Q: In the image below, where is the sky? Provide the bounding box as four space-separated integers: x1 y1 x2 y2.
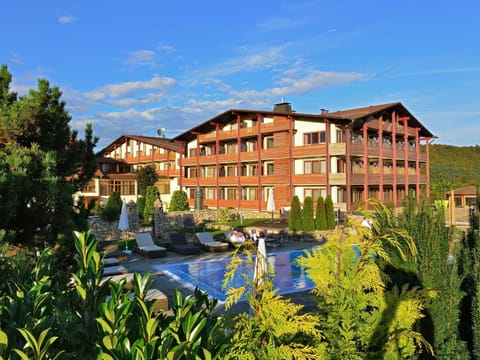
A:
1 0 480 149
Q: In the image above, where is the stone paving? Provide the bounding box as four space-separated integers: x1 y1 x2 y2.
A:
114 238 321 315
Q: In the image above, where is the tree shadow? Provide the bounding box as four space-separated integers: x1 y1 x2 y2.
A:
367 263 434 359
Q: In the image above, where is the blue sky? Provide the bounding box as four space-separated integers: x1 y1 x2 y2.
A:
1 0 479 149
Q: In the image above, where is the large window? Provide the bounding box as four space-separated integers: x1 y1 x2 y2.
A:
99 180 135 196
263 136 274 149
304 131 326 145
304 188 326 200
221 188 238 200
304 159 326 174
264 162 274 175
82 180 96 193
241 187 258 200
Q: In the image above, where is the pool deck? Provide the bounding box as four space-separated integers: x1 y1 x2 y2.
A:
111 238 321 315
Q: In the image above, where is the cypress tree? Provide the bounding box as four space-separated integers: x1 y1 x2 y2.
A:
302 196 315 232
169 190 190 211
144 186 160 221
315 196 327 230
289 195 302 231
325 195 336 230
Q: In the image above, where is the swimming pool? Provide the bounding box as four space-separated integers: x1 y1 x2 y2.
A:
154 250 315 302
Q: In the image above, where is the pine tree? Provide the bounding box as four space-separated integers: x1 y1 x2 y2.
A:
325 195 336 230
315 196 327 230
302 196 315 231
0 65 98 245
289 195 302 231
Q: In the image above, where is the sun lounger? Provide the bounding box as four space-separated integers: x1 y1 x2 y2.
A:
102 257 120 267
103 265 129 276
195 232 230 252
168 232 201 255
134 232 167 258
101 272 135 290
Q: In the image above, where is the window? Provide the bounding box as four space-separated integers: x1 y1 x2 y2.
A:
304 131 326 145
221 188 238 200
226 166 237 177
188 168 197 178
265 162 274 175
82 180 96 193
304 160 326 174
158 183 170 194
304 188 326 200
189 148 197 157
336 129 345 143
99 180 135 196
241 187 258 200
264 136 274 149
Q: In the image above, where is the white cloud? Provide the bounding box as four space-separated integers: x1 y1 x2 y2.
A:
84 75 176 102
58 15 76 24
125 50 160 67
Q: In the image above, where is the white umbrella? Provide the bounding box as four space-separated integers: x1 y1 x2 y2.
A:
266 187 275 220
118 200 130 252
253 237 268 288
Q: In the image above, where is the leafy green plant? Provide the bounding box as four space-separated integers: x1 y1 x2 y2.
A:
101 192 122 222
136 165 158 197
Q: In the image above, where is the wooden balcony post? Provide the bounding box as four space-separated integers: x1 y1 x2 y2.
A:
392 111 397 206
378 115 384 201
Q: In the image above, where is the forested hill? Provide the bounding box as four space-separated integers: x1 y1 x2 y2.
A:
429 144 480 198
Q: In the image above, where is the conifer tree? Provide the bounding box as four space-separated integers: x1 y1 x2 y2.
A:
302 196 315 232
385 201 469 358
289 195 302 231
144 186 160 221
325 195 336 230
298 203 435 358
315 196 327 230
0 65 98 245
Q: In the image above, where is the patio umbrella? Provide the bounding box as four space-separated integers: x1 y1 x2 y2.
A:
253 237 268 288
266 187 275 220
118 199 130 253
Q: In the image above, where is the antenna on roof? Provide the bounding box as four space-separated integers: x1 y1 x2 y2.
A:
157 128 166 137
281 96 285 103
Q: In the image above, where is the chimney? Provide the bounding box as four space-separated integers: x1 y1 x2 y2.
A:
320 108 329 114
273 102 293 113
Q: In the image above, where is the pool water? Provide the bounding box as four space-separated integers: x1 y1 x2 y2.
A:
155 250 315 302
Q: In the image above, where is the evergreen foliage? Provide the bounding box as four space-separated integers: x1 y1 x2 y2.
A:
383 201 469 358
289 195 302 231
169 190 190 211
136 165 158 197
471 230 480 359
315 196 327 230
325 195 336 230
223 246 322 359
298 203 435 358
136 196 146 220
101 191 122 221
144 186 160 221
0 65 98 246
302 196 315 231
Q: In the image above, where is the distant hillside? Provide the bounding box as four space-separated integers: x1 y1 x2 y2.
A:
429 144 480 199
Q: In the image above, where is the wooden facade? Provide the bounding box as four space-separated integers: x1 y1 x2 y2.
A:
78 135 181 204
174 102 434 212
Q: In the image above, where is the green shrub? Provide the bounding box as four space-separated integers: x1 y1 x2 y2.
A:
325 195 336 230
302 196 315 231
289 195 302 231
144 186 160 221
136 196 146 220
106 191 122 213
315 196 327 230
100 206 119 222
169 190 190 211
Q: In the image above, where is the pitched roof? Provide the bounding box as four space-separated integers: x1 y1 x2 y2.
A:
173 102 434 142
99 134 181 155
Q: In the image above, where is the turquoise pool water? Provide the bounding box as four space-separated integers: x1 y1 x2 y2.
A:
154 250 315 302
